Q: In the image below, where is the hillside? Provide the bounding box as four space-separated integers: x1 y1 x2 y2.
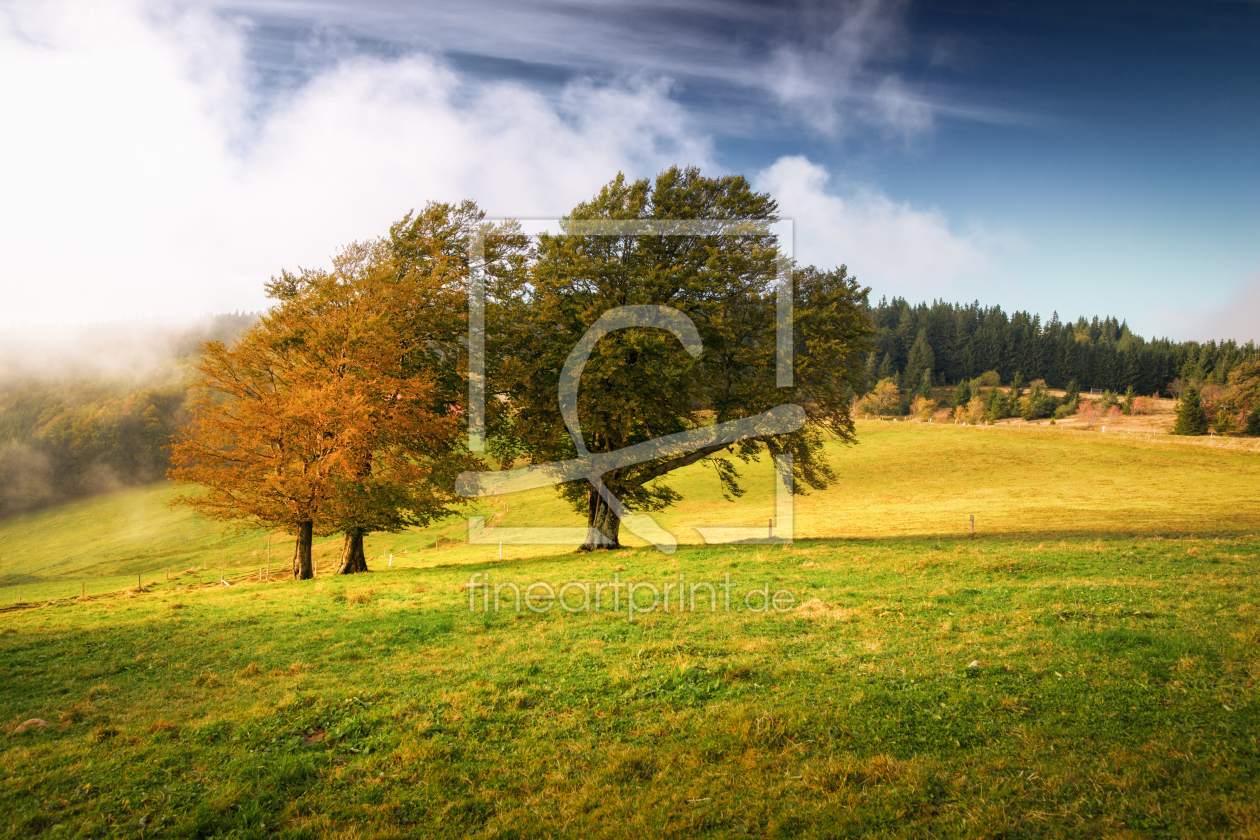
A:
3 420 1258 603
2 529 1258 836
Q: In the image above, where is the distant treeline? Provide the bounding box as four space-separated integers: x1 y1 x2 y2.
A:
2 300 1258 520
0 313 257 519
868 297 1258 393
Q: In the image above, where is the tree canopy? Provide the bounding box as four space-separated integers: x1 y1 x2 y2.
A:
486 167 873 550
169 206 509 577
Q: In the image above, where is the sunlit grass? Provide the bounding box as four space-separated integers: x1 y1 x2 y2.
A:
2 535 1258 837
1 420 1258 836
4 420 1258 605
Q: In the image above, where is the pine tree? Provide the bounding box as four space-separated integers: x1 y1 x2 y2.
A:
905 329 935 382
986 386 1005 420
1064 379 1080 411
1172 385 1209 436
877 353 895 382
917 368 932 400
1245 400 1260 436
953 380 971 408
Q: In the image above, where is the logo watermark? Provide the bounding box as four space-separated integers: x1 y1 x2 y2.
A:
466 572 797 622
456 219 798 553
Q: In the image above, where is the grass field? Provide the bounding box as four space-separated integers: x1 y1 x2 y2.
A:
3 421 1259 605
1 422 1259 838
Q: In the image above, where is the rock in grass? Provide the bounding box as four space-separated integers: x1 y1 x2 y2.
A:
15 719 48 733
967 660 981 668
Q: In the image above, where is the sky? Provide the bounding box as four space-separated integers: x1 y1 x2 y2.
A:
1 0 1258 342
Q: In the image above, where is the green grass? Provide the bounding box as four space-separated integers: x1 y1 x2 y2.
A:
1 421 1259 837
2 537 1259 837
2 421 1259 605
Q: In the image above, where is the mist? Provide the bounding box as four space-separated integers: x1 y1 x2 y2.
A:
0 312 257 387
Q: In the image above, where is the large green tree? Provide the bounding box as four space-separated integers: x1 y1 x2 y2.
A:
488 167 873 550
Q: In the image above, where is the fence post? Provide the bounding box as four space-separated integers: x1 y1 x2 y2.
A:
969 514 975 536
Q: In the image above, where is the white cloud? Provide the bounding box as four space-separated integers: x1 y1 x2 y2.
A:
764 0 935 138
0 0 1013 330
0 0 713 325
756 155 998 295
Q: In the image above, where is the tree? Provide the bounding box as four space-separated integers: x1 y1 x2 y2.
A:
262 233 489 574
1076 399 1102 429
491 167 873 550
859 379 901 418
876 353 895 382
1172 384 1209 436
910 395 937 420
1214 409 1237 437
1064 379 1080 408
952 380 971 408
914 368 932 400
1122 385 1136 415
905 329 935 384
966 396 986 425
171 223 487 578
985 385 1005 420
1246 400 1260 436
168 323 360 578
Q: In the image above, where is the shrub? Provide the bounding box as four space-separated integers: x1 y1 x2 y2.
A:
1214 410 1238 436
857 379 901 418
910 395 937 420
1130 396 1154 416
1077 400 1103 429
976 370 1001 387
1020 380 1059 420
966 396 987 425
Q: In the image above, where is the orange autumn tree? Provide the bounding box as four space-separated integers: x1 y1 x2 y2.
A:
168 315 367 578
170 208 507 578
268 239 473 575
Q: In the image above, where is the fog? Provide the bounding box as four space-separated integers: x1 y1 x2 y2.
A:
0 312 257 387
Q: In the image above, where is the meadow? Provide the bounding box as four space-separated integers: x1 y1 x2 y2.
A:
1 421 1259 838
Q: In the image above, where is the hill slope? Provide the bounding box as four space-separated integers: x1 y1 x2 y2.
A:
2 420 1258 602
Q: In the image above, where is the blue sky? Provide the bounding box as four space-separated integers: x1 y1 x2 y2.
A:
2 0 1257 341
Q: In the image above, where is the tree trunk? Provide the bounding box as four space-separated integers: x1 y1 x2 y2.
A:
580 486 622 551
292 520 314 580
336 528 370 575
